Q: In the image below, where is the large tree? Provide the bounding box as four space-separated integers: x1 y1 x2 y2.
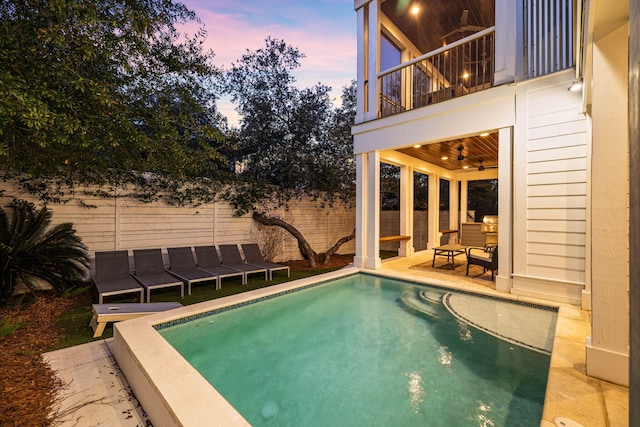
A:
0 0 229 204
223 38 356 266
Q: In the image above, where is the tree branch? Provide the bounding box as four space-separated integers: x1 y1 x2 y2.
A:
324 228 355 265
252 211 318 267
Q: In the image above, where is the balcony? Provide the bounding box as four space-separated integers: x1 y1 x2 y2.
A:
379 28 495 118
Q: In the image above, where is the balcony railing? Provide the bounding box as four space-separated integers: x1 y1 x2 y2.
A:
378 28 495 118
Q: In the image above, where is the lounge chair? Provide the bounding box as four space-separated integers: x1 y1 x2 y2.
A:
92 251 144 304
466 245 498 281
194 246 245 287
167 247 219 294
241 243 290 280
132 249 184 302
218 244 268 284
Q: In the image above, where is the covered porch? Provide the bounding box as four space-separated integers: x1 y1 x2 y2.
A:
354 127 513 293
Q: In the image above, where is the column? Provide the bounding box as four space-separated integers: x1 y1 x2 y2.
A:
355 3 367 123
398 165 414 256
354 153 368 268
365 0 378 122
460 179 469 225
427 174 440 249
496 127 513 293
449 179 459 244
365 151 381 269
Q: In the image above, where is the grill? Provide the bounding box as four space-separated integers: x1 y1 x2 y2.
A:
481 215 498 246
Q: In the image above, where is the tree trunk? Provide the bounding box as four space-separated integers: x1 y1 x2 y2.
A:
323 228 355 265
252 212 318 267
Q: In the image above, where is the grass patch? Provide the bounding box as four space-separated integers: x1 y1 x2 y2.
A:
0 316 26 340
51 265 345 350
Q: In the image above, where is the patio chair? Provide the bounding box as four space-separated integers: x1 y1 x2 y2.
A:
194 246 245 287
132 249 184 302
466 245 498 281
241 243 290 280
167 247 219 294
218 244 268 284
92 250 144 304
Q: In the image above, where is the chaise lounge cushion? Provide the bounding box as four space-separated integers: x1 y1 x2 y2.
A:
92 250 144 304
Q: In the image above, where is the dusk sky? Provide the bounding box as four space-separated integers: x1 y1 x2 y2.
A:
181 0 357 125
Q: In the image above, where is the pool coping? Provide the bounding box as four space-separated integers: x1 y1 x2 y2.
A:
112 266 605 427
113 267 361 427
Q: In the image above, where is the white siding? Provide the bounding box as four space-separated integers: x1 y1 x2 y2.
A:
523 79 588 285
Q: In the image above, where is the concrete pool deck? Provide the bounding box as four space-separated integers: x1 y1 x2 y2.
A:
45 252 629 426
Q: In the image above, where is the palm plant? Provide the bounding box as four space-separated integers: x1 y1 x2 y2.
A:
0 199 90 299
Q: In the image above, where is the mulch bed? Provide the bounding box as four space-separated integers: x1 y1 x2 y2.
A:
0 294 84 427
283 253 353 271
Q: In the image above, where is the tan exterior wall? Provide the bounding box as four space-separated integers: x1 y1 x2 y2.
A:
0 182 355 267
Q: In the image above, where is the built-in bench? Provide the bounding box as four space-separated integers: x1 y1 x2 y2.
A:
379 235 411 244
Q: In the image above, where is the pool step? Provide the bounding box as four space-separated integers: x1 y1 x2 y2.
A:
399 291 439 320
419 290 445 304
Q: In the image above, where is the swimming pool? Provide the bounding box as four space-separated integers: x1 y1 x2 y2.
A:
154 273 555 426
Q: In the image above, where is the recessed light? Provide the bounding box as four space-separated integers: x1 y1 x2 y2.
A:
411 5 420 15
441 156 448 160
480 132 490 137
413 144 421 148
463 166 469 169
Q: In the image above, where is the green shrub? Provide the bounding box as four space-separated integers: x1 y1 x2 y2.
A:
0 199 90 299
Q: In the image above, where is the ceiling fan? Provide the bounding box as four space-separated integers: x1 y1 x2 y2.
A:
456 146 498 170
477 159 498 171
441 9 487 40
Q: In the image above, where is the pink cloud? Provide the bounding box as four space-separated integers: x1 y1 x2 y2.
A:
179 1 356 124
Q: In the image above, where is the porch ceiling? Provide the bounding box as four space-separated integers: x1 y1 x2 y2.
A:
397 132 499 171
381 0 496 54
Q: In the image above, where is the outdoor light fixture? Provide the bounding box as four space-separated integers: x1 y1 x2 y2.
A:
411 5 420 15
462 72 470 79
568 79 583 92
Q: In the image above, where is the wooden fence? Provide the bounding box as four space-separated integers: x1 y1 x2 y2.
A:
0 182 356 267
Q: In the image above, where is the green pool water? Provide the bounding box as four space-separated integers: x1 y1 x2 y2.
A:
159 274 553 426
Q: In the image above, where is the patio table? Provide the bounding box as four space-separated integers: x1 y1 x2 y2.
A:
432 244 467 270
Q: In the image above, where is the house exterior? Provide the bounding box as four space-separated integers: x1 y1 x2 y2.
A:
352 0 630 387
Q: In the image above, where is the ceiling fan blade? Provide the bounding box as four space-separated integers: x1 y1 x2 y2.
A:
461 25 488 32
460 9 469 28
441 28 461 40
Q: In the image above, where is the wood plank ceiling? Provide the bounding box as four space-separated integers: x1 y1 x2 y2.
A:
397 133 499 171
383 0 498 172
381 0 496 54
